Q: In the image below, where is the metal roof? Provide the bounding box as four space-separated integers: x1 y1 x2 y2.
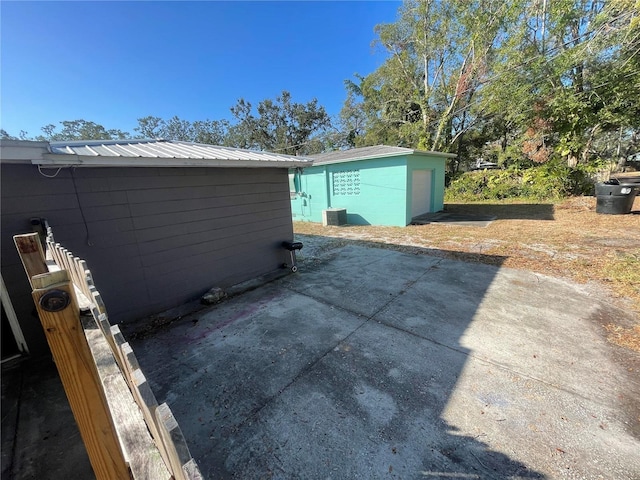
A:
38 139 312 168
310 145 456 165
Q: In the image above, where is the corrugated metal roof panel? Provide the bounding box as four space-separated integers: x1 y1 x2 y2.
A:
47 139 312 167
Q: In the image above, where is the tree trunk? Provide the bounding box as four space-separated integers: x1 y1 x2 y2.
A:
615 126 626 172
581 124 600 164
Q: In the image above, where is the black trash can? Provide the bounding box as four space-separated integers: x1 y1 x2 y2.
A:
595 182 640 214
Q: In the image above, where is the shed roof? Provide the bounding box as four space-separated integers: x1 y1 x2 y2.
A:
310 145 456 166
1 139 312 168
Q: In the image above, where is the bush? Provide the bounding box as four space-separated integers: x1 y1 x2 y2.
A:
445 160 608 202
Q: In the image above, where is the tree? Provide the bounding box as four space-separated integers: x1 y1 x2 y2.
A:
479 0 640 167
134 116 230 144
228 91 331 155
344 0 640 172
343 0 511 153
134 116 165 139
34 119 129 141
1 129 16 140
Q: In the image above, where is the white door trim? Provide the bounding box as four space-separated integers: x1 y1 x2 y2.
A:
1 273 29 357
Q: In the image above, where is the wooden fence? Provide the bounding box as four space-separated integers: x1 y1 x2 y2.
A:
14 230 202 480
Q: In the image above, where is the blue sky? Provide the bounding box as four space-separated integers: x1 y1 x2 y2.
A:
1 1 401 138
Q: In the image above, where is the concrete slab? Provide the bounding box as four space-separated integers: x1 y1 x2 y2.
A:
131 242 640 479
280 245 441 317
1 357 93 480
412 212 497 227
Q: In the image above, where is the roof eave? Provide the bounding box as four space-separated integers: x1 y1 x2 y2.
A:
37 154 312 169
0 140 50 162
312 149 457 166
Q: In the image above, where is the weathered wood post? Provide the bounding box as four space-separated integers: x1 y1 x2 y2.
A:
30 270 130 480
13 233 48 287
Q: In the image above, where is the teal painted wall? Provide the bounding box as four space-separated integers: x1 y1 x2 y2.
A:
291 152 447 227
328 157 407 226
290 168 327 223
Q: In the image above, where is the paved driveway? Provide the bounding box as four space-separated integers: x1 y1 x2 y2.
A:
131 238 640 479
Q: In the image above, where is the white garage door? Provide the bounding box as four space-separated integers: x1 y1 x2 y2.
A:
411 170 432 218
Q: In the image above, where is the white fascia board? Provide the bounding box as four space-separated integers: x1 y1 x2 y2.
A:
37 153 312 169
0 142 49 162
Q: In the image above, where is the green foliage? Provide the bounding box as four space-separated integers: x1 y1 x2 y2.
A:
346 0 640 170
6 92 331 154
35 120 129 141
342 0 511 152
229 91 331 155
134 116 229 144
445 160 607 201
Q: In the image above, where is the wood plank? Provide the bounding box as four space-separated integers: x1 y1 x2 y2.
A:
60 248 73 281
82 316 172 480
155 403 202 480
91 287 107 316
67 252 82 290
31 269 69 289
31 271 130 480
109 324 127 372
120 342 140 371
51 243 64 271
13 233 48 287
182 459 203 480
128 368 171 472
76 258 92 300
94 312 121 370
119 342 139 390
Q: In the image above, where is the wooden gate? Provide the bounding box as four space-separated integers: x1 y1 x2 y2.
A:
14 230 202 480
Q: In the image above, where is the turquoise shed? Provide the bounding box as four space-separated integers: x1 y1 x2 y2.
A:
290 145 455 226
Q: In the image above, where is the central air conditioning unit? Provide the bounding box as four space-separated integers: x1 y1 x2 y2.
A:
322 208 347 226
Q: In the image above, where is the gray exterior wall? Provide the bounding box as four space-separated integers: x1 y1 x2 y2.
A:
1 164 294 356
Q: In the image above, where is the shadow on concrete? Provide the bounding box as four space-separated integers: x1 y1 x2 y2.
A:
129 239 545 478
5 235 640 478
445 203 555 220
1 357 94 480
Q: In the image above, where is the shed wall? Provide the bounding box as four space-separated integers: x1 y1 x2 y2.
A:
291 169 328 223
1 164 293 356
328 158 407 226
292 158 408 226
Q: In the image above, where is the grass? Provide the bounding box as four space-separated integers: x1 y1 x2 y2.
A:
293 196 640 351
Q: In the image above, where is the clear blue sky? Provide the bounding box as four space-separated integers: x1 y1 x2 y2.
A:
1 1 401 138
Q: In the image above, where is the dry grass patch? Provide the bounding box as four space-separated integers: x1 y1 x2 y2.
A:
604 324 640 352
294 196 640 351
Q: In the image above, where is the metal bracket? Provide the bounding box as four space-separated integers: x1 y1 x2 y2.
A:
39 289 70 312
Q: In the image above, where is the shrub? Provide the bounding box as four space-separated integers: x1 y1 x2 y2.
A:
445 160 610 202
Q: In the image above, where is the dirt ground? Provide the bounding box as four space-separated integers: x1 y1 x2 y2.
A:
294 196 640 352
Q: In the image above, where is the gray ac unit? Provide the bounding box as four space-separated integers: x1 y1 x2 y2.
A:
322 208 347 226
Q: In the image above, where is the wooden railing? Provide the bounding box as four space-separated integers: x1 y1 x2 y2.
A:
14 231 202 480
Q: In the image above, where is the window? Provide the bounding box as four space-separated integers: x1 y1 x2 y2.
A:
332 169 360 196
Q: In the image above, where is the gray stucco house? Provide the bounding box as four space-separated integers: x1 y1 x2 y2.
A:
1 139 310 359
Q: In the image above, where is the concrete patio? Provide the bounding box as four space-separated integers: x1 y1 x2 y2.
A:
128 237 639 479
3 236 639 479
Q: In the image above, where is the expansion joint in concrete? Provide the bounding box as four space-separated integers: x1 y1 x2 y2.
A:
236 259 446 431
